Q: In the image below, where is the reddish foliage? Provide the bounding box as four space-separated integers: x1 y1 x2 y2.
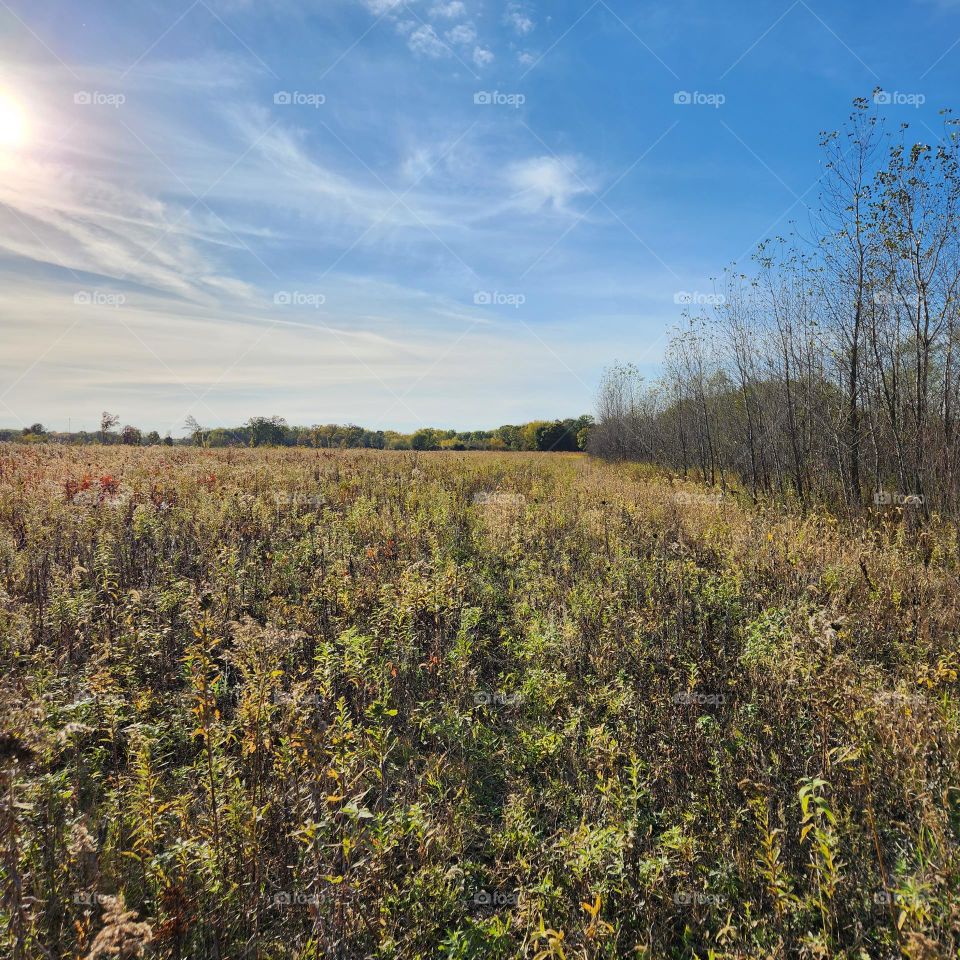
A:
63 473 94 501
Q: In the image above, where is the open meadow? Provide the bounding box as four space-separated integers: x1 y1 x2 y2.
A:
1 445 959 959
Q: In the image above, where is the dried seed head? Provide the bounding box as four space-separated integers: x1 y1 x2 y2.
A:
85 894 153 960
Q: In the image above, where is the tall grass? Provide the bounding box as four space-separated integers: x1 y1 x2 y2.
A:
0 445 958 958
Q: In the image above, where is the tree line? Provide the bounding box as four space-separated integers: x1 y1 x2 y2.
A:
185 415 593 451
590 95 960 516
3 414 593 452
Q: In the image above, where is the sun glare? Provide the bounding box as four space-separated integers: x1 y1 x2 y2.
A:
0 92 26 148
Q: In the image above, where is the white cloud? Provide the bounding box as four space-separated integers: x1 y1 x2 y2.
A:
505 3 535 35
518 51 537 66
473 45 495 67
359 0 404 14
446 22 477 45
430 1 467 17
407 24 450 58
360 0 482 68
507 156 593 212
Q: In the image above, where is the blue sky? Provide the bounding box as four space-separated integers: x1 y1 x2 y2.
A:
1 0 960 434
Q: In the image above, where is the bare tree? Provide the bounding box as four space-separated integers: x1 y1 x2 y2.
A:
592 98 960 518
100 411 119 444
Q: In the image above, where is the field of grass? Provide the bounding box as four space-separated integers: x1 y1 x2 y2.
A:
1 445 959 959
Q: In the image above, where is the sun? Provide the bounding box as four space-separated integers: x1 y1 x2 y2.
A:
0 92 26 148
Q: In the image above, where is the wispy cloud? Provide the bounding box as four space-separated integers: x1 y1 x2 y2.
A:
0 155 256 303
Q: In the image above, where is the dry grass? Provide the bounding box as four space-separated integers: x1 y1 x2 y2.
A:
0 445 958 959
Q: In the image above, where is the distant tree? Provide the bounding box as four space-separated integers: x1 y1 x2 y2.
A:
24 423 45 436
384 431 412 449
163 434 174 447
184 415 205 447
100 411 120 443
534 420 579 452
495 425 522 450
205 428 246 448
411 428 440 451
246 416 289 447
520 421 549 450
145 431 162 445
121 425 142 445
575 415 594 450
